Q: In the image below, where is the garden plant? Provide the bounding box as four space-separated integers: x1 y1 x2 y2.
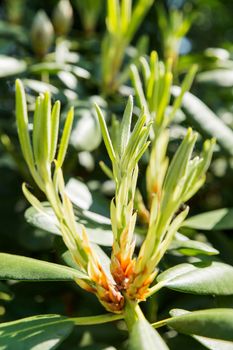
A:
0 0 233 349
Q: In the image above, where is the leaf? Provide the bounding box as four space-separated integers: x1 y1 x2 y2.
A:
0 55 26 77
171 86 233 156
157 261 233 295
65 178 93 210
23 79 59 94
166 308 233 341
129 319 169 350
169 238 219 256
183 208 233 230
0 314 73 350
0 253 88 281
25 204 114 246
193 335 233 350
57 107 74 167
95 104 116 162
70 109 102 152
197 69 233 87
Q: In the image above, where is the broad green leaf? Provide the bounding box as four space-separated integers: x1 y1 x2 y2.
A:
70 109 102 152
0 314 73 350
183 208 233 230
0 253 88 281
197 69 233 87
194 334 233 350
157 261 233 295
171 87 233 156
129 319 169 350
166 308 233 341
25 204 113 246
169 239 219 256
65 178 93 210
0 55 26 77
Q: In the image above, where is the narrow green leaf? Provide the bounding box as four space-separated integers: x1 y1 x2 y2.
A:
50 100 60 161
107 0 120 34
95 104 116 162
157 261 233 295
183 208 233 230
32 96 43 166
41 91 51 164
57 107 74 167
120 95 133 155
169 64 198 122
0 253 88 281
15 79 34 170
129 319 169 350
0 314 73 350
126 0 154 42
130 64 148 112
121 0 132 33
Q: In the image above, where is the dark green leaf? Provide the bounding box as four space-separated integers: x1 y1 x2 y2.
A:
166 308 233 341
0 253 88 281
0 314 73 350
157 261 233 295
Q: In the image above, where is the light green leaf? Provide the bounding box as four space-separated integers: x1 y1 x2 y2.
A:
25 204 113 246
57 107 74 167
197 69 233 87
120 95 133 155
0 55 26 77
166 308 233 341
172 87 233 156
157 261 233 295
194 334 233 350
183 208 233 230
169 239 219 256
23 79 59 94
129 319 169 350
70 109 102 152
65 178 93 210
0 253 88 281
15 79 34 170
0 314 73 350
95 104 116 162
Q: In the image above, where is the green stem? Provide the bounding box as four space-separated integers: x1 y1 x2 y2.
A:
152 317 171 329
146 281 165 298
69 313 123 326
124 298 144 331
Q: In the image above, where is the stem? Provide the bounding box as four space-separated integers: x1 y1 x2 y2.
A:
69 313 123 326
152 317 171 329
145 281 165 298
124 297 144 331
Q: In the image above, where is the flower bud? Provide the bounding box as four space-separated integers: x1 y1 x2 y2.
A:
31 10 54 58
52 0 73 36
